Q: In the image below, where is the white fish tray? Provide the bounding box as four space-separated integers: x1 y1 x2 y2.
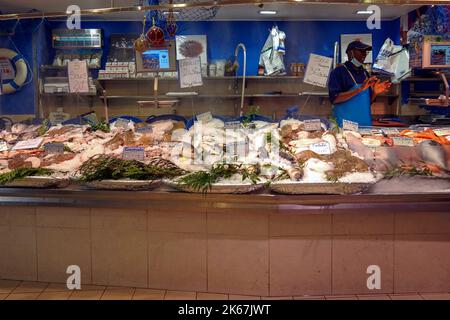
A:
270 181 374 195
163 179 265 194
83 179 162 191
2 176 70 188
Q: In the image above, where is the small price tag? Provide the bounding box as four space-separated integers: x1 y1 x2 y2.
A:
224 121 241 130
196 112 213 124
12 137 43 150
44 142 64 154
115 118 131 129
0 140 8 152
343 119 359 132
304 119 322 131
434 128 450 136
309 141 331 155
136 125 153 134
358 128 373 135
393 137 414 147
382 128 400 135
123 147 145 161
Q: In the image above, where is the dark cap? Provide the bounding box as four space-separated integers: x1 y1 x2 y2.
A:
346 40 372 53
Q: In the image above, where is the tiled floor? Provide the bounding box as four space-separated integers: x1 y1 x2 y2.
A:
1 280 450 300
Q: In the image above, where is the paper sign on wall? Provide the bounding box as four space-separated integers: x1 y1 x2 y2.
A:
303 54 333 88
179 57 203 88
68 60 89 93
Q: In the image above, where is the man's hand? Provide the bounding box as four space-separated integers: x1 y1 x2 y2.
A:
372 79 392 96
362 77 379 91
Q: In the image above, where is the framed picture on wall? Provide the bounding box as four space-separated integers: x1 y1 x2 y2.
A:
175 35 208 66
340 34 373 63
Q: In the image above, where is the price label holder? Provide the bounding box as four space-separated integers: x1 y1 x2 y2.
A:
0 140 8 152
304 119 322 132
136 125 153 134
115 118 132 129
123 147 145 161
224 121 241 130
309 141 331 155
343 119 359 132
392 137 414 147
196 112 213 124
44 142 65 154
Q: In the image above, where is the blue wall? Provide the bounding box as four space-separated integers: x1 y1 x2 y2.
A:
0 19 46 115
1 18 400 115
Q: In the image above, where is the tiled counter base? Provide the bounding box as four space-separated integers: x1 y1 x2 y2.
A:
1 200 450 296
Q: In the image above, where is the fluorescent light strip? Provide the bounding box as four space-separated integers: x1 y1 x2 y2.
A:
356 10 374 14
259 10 277 15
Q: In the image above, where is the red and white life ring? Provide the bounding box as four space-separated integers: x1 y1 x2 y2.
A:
0 48 28 94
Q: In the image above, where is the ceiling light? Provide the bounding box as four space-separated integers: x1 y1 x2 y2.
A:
356 10 375 14
173 3 187 8
162 11 180 15
259 10 277 15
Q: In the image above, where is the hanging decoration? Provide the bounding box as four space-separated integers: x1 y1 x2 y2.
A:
134 16 150 52
165 0 178 38
146 17 165 46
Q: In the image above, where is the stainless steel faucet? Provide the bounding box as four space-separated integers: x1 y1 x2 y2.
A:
234 43 247 117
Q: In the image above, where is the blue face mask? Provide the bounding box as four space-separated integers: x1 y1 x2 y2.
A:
351 58 363 68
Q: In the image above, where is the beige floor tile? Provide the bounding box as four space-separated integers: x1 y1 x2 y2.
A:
325 295 358 300
420 293 450 300
69 290 105 300
197 292 228 300
294 296 326 300
228 295 261 300
389 294 424 300
357 295 391 300
132 289 166 300
165 290 197 300
0 294 8 300
37 291 72 300
0 280 21 294
6 293 40 300
12 281 48 293
261 296 293 300
101 288 136 300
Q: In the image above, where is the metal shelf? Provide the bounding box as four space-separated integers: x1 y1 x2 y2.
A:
100 94 301 99
97 76 304 81
41 65 99 70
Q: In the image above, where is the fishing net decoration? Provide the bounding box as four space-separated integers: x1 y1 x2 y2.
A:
410 5 450 40
140 0 219 38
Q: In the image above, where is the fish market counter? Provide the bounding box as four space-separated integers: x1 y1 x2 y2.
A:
1 187 450 296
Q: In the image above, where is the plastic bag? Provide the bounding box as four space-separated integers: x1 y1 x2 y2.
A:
373 38 411 83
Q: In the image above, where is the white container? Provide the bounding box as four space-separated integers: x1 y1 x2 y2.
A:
209 63 216 77
215 60 226 77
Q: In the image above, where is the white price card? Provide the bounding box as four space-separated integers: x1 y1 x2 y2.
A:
304 119 322 131
382 128 400 135
179 57 203 88
392 137 414 147
434 128 450 136
0 140 8 152
196 112 213 124
343 119 359 132
12 137 43 150
309 141 331 155
303 53 333 88
224 121 241 130
68 60 89 93
123 147 145 161
115 118 131 129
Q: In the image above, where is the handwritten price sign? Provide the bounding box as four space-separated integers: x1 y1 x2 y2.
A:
179 57 203 88
68 60 89 93
303 53 333 88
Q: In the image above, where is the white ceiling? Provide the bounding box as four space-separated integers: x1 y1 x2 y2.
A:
0 0 422 21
